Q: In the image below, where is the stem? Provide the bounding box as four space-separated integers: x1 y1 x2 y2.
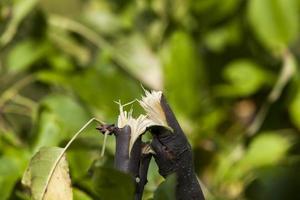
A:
114 126 131 172
0 75 34 108
113 126 151 200
63 118 103 151
13 94 37 110
41 117 104 199
100 131 109 157
0 0 39 47
246 50 295 136
135 153 152 200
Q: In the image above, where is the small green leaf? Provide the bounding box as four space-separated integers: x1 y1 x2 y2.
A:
248 0 299 51
242 133 290 167
73 188 92 200
204 20 241 52
229 133 291 180
22 147 73 200
217 59 273 97
192 0 241 24
216 133 290 182
6 39 49 73
153 174 176 200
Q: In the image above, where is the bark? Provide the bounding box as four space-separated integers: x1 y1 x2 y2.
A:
149 95 205 200
97 125 151 200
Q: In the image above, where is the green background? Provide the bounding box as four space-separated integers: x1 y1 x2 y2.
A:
1 0 300 199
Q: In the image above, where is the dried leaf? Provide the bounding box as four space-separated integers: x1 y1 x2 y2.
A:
22 147 72 200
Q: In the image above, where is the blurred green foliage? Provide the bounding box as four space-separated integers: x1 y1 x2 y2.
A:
0 0 300 199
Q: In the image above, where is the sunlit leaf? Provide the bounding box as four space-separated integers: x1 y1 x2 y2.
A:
36 70 69 86
242 133 290 168
82 9 122 35
73 188 92 200
216 59 274 97
247 0 299 51
204 20 241 52
192 0 241 24
22 147 72 200
6 39 50 73
228 133 291 181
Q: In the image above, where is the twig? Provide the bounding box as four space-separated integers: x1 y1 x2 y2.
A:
100 131 109 157
246 49 296 136
97 124 151 200
13 94 38 110
0 0 39 47
135 152 152 200
0 75 34 108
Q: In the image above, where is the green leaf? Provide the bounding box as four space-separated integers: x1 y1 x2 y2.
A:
0 157 20 199
215 133 290 183
161 31 206 116
69 67 141 120
216 59 273 97
92 167 135 200
0 136 31 199
82 9 123 35
67 150 98 180
32 111 63 151
204 20 241 52
22 147 72 200
73 188 92 200
229 133 291 180
40 95 90 134
36 70 69 86
153 174 176 200
247 0 299 51
192 0 241 24
242 133 290 168
6 39 50 73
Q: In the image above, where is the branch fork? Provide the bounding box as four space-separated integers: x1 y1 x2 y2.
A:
97 90 205 200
